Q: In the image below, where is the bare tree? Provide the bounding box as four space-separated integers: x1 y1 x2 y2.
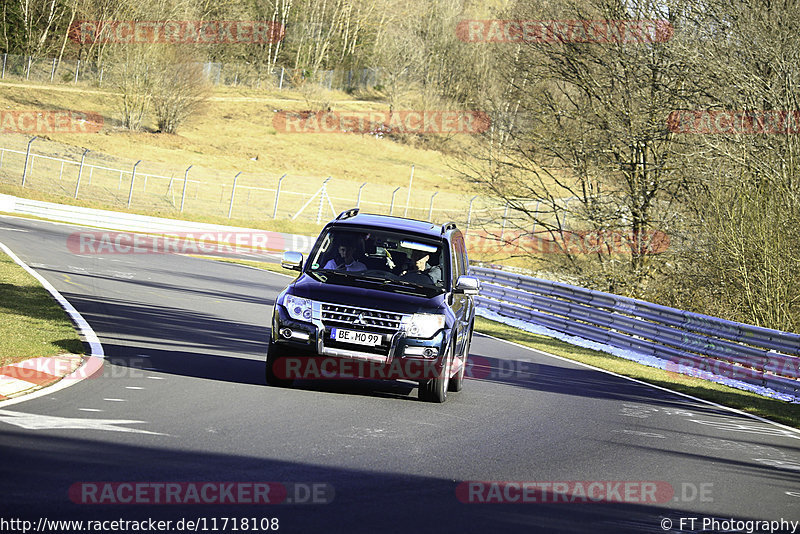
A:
667 0 800 330
457 0 696 294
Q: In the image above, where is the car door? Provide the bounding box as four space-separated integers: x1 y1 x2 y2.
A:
449 234 470 359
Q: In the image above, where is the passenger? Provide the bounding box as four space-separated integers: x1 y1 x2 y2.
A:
323 241 367 272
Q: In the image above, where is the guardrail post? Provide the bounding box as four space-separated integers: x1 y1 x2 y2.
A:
428 192 438 221
272 174 286 219
279 67 285 90
466 195 478 233
1 54 6 79
21 136 38 187
389 186 401 215
228 172 242 218
74 149 90 199
74 59 80 84
180 165 193 212
356 182 367 208
127 160 141 207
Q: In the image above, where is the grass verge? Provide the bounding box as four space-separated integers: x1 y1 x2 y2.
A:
475 317 799 429
0 250 85 366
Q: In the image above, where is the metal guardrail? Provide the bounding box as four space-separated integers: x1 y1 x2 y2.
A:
471 267 800 396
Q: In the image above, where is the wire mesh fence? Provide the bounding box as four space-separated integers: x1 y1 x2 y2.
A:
0 52 385 92
0 139 513 231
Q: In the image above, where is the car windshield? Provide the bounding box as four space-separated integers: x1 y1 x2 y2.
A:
306 228 447 294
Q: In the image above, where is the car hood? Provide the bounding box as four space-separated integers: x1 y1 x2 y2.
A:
288 273 445 314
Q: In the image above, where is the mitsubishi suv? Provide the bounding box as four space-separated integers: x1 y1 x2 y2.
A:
266 208 480 402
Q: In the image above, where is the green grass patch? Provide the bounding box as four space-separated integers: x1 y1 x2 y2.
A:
0 251 85 365
474 316 800 429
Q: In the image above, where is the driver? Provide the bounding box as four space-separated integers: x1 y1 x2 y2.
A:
323 240 367 272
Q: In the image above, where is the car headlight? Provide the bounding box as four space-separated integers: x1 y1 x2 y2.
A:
402 314 445 338
284 295 313 322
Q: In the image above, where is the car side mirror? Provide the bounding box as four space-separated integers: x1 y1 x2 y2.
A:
281 251 303 271
455 275 480 295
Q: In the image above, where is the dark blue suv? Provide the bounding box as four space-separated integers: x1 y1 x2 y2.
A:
266 209 480 402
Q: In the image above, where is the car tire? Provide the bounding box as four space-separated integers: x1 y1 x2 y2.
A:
419 343 452 403
448 326 472 393
265 340 294 388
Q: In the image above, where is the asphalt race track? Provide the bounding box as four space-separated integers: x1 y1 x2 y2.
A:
1 215 799 534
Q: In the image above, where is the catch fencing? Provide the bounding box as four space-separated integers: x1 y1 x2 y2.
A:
472 267 800 396
1 52 384 92
0 141 505 227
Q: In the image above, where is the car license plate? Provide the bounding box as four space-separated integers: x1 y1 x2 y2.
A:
330 328 381 346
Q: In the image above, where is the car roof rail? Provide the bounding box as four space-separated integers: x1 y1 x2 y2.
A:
441 221 458 234
336 208 360 220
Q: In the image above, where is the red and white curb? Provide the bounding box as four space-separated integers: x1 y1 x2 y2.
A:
0 242 104 406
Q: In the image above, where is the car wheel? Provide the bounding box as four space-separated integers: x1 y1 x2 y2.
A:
265 340 294 388
448 327 472 393
419 342 452 403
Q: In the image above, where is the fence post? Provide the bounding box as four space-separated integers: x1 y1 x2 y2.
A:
404 165 414 217
316 177 331 224
466 195 478 233
21 137 38 187
127 160 141 208
389 186 401 215
272 173 286 219
500 202 509 240
428 192 438 221
228 172 241 218
74 149 90 199
356 182 367 208
531 201 540 237
180 166 193 212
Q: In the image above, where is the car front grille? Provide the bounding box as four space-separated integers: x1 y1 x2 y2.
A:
320 303 406 334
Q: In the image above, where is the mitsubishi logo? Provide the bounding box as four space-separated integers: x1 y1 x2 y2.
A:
353 313 366 325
